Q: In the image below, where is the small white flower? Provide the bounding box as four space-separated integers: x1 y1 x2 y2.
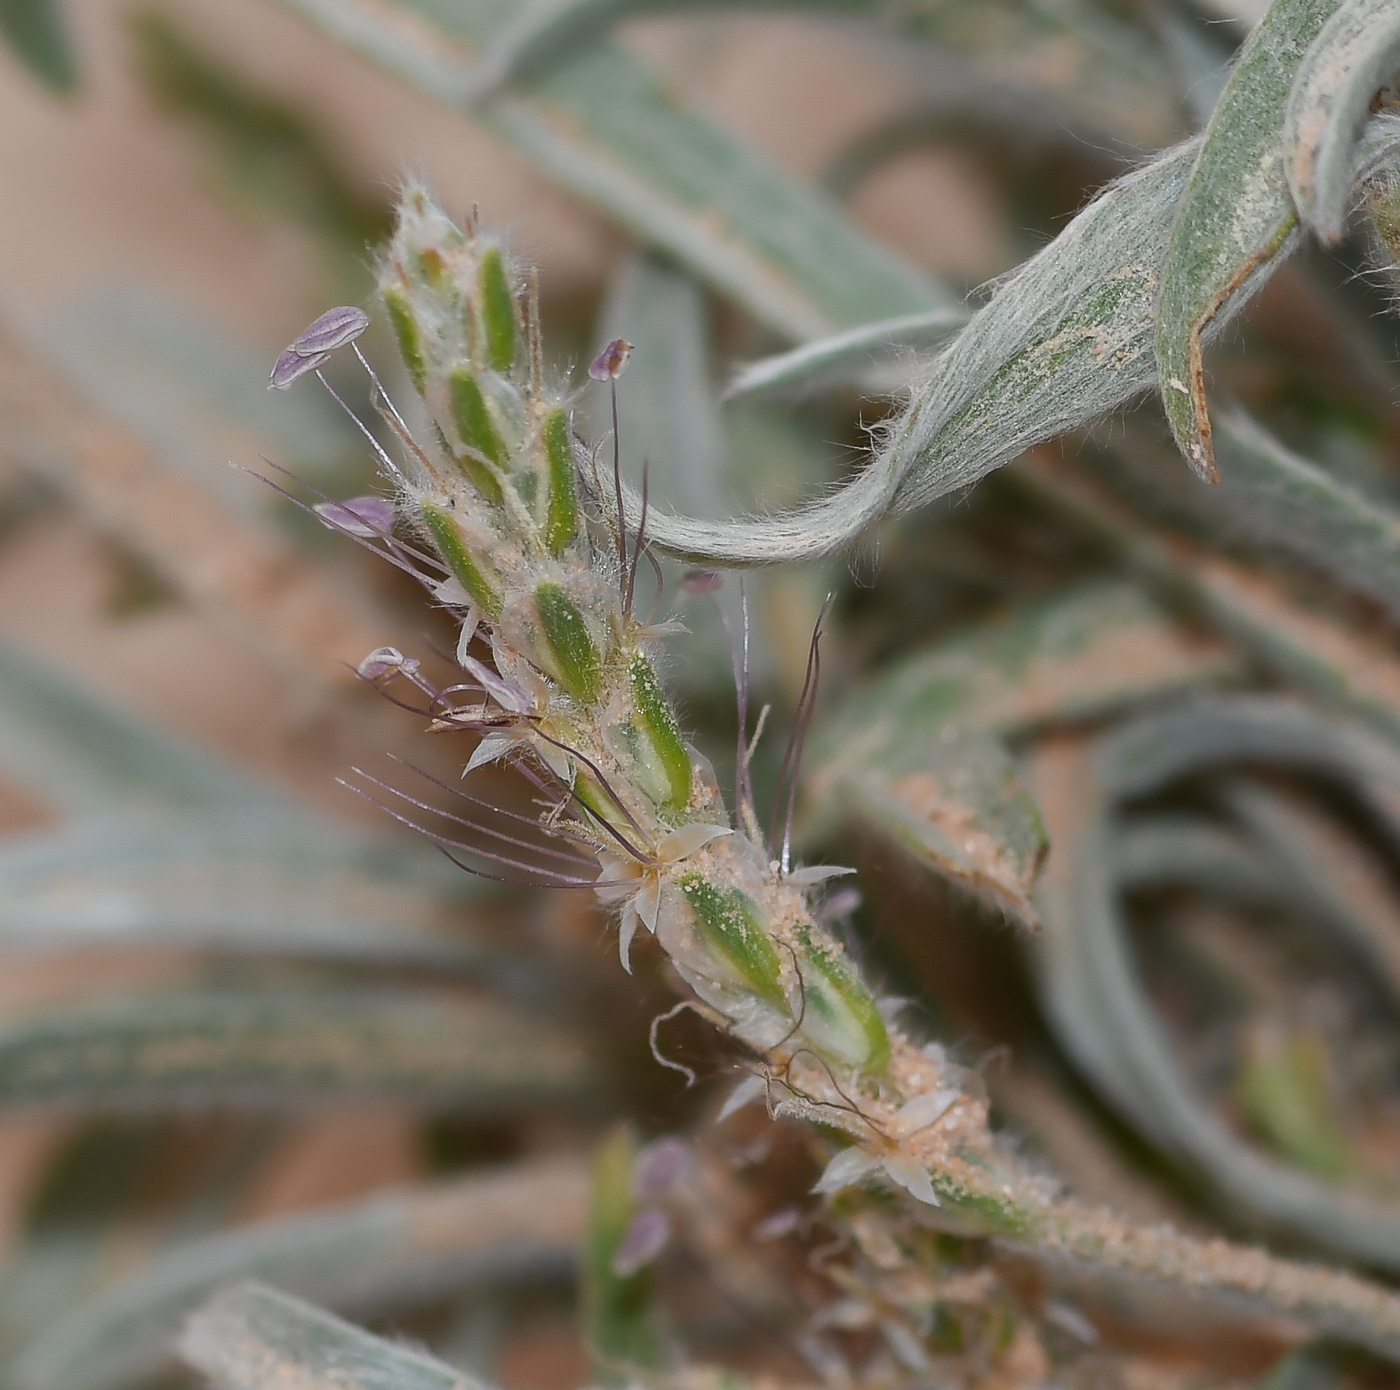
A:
596 823 731 972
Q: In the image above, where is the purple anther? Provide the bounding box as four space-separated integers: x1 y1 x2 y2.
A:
314 496 396 538
632 1137 689 1201
270 346 330 390
753 1206 801 1241
681 569 723 594
292 305 370 356
611 1208 670 1278
358 646 420 682
588 337 633 382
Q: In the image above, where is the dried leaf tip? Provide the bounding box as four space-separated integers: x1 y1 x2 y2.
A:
589 337 634 381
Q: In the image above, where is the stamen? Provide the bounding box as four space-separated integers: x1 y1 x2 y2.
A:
314 370 405 485
624 458 649 619
351 768 598 869
770 596 833 875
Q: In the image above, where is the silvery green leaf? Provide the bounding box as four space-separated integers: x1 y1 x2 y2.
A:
1093 410 1400 625
460 0 1182 149
816 581 1234 748
0 636 275 817
1285 0 1400 241
276 0 950 340
0 817 485 967
14 1158 586 1390
1219 780 1400 1007
808 583 1231 928
181 1281 482 1390
723 308 969 402
817 725 1048 929
631 138 1204 563
633 110 1400 567
1154 0 1337 483
0 986 595 1111
1015 452 1400 752
1029 708 1400 1277
582 1128 668 1382
0 0 76 91
581 253 724 518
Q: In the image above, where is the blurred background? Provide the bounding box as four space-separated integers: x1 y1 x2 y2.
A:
5 1 1400 1387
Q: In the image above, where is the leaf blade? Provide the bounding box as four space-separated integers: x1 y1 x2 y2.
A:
1284 0 1400 241
1154 0 1338 481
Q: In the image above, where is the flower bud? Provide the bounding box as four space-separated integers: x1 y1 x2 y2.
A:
420 500 501 617
674 873 785 1006
448 369 506 503
477 245 518 373
535 582 603 703
543 406 578 554
384 288 426 393
794 926 890 1074
623 655 692 814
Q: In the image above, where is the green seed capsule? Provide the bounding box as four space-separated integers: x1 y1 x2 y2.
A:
676 874 785 1005
478 247 518 373
536 583 602 702
383 289 426 394
628 656 691 813
543 407 578 554
795 925 890 1074
420 501 500 617
448 370 505 504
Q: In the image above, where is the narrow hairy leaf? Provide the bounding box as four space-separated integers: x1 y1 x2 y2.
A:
0 0 76 90
583 252 724 515
277 0 949 341
182 1281 482 1390
1285 0 1400 241
809 583 1232 928
1017 451 1400 752
16 1159 586 1390
1155 0 1338 482
0 637 276 816
0 817 485 966
582 1128 667 1382
1030 720 1400 1278
723 307 969 401
0 986 596 1111
460 0 1181 148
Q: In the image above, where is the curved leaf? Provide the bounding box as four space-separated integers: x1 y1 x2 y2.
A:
0 817 486 967
459 0 1182 148
1016 451 1400 752
0 986 597 1112
276 0 950 341
0 0 76 91
1154 0 1338 482
1030 713 1400 1276
723 308 969 401
809 583 1232 927
14 1158 586 1390
1285 0 1400 241
182 1281 481 1390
